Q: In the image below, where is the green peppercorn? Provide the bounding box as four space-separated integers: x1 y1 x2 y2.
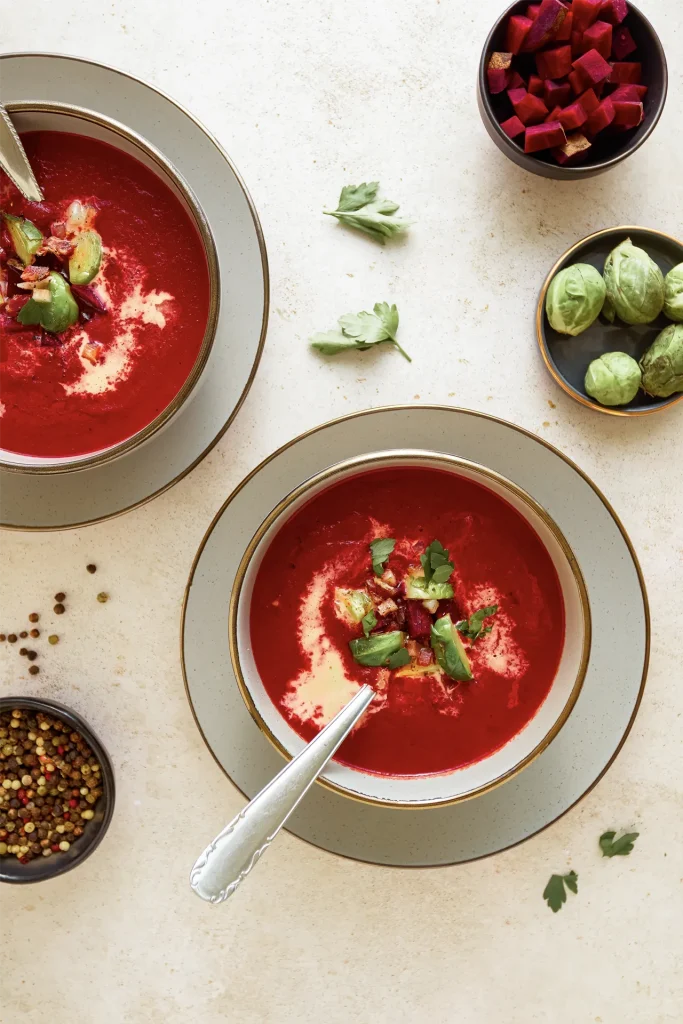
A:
96 593 109 604
48 635 59 646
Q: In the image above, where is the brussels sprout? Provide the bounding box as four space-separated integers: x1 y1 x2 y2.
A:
431 615 473 682
349 631 405 667
17 271 79 334
663 263 683 323
2 213 43 264
335 588 373 624
405 575 454 601
69 229 102 286
640 325 683 398
603 238 664 325
546 263 606 336
584 352 641 407
601 293 616 324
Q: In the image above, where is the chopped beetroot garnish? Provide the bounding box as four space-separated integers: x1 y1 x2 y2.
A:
500 114 526 138
555 8 573 40
507 86 528 107
611 24 636 60
50 221 67 239
578 88 600 114
38 236 75 259
571 30 584 57
585 95 615 133
417 647 434 667
610 83 647 101
544 78 572 107
581 20 613 59
600 0 628 26
406 602 433 640
20 264 50 282
572 0 603 33
528 74 544 96
70 284 108 314
544 104 564 123
524 120 567 152
508 70 526 90
536 44 573 79
613 99 643 127
568 69 585 94
558 100 589 130
512 91 549 125
487 67 511 94
552 131 593 163
523 0 567 51
505 14 534 54
594 78 607 96
609 61 642 84
526 3 541 19
572 48 613 87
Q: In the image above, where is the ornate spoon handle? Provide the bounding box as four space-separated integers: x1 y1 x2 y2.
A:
0 104 44 202
190 684 374 904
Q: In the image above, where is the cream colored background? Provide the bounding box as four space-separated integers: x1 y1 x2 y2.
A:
1 0 682 1020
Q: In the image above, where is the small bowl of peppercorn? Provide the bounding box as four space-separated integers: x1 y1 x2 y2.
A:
0 696 115 883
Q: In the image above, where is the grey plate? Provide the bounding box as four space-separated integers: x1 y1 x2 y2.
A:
0 53 268 530
182 406 649 867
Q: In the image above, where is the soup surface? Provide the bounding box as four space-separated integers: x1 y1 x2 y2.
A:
0 130 211 458
249 466 567 777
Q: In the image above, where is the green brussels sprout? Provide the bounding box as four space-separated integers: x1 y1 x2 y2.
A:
17 271 79 334
2 213 43 264
601 293 616 324
640 325 683 398
69 229 102 286
405 575 454 601
546 263 606 336
663 263 683 323
603 238 664 325
349 631 405 667
431 615 473 682
584 352 642 407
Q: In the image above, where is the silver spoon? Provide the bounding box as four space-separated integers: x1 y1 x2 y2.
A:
0 103 44 202
190 684 374 904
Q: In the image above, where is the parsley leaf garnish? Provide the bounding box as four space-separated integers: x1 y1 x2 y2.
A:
324 182 411 243
387 648 411 669
311 302 410 362
599 831 639 857
456 605 498 642
543 870 578 913
418 539 454 586
361 610 377 638
370 537 395 576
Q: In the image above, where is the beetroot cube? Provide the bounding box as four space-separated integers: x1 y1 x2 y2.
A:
570 30 583 56
572 48 613 86
505 14 534 54
536 44 573 79
545 104 564 122
568 69 585 94
582 20 613 59
610 83 647 101
507 86 528 106
513 91 550 124
508 70 527 90
529 74 544 95
526 3 541 19
544 78 572 107
594 78 607 97
405 602 432 639
612 25 636 60
572 0 603 33
558 100 589 130
609 61 642 83
585 96 615 133
613 99 643 127
524 0 568 51
578 88 600 113
555 9 573 40
500 114 526 139
552 132 592 164
524 120 567 152
600 0 628 25
487 52 513 94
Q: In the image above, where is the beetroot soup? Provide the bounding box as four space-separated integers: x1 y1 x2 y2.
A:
249 466 566 777
0 131 211 458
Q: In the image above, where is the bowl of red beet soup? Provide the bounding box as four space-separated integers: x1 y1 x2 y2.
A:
0 103 219 472
230 451 591 807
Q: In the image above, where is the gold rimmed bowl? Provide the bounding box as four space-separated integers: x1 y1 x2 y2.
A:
229 449 591 809
537 226 683 417
0 101 220 474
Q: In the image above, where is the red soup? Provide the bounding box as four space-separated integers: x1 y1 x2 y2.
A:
249 466 566 777
0 131 211 458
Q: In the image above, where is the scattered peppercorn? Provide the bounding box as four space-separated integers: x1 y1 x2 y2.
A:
54 604 65 615
28 666 39 676
96 593 109 604
86 564 97 574
19 631 28 639
19 648 27 657
29 629 39 639
28 614 39 623
48 635 59 645
8 635 17 644
0 635 5 642
26 651 37 662
54 592 66 602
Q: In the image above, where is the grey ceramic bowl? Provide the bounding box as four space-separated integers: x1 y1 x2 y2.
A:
0 696 115 884
477 0 668 180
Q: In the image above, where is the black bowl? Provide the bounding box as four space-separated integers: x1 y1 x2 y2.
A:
537 226 683 416
0 696 115 884
477 0 668 179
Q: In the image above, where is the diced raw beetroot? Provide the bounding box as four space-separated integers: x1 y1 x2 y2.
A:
507 86 528 106
571 30 583 56
600 0 628 26
581 20 613 59
594 78 606 97
508 70 526 90
613 99 643 126
585 95 615 133
611 24 636 60
488 67 511 94
513 91 550 124
524 120 567 152
405 602 432 639
609 61 642 84
572 48 613 87
500 114 526 138
523 0 567 51
528 74 544 96
568 69 584 94
544 78 572 107
536 44 573 79
544 104 563 122
555 8 573 40
526 3 541 19
70 284 108 313
417 647 434 667
572 0 603 33
558 100 589 130
489 51 513 71
578 88 600 113
552 131 592 164
610 83 647 101
505 14 534 54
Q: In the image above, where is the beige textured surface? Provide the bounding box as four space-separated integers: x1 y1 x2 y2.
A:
1 0 683 1020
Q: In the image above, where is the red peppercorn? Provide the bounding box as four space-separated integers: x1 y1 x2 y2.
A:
19 856 29 864
69 799 78 807
17 789 25 799
21 798 28 806
58 747 64 755
63 813 70 820
51 844 60 853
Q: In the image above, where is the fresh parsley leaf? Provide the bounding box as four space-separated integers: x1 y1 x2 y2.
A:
599 831 639 857
420 539 453 585
387 648 411 669
324 182 411 243
543 870 578 913
361 610 377 638
310 303 410 362
370 537 395 576
457 605 498 642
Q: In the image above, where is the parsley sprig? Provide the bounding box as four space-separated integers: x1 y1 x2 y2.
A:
369 537 395 576
324 182 411 244
456 605 498 642
543 871 578 913
311 302 410 362
416 539 454 586
599 831 639 857
361 610 377 637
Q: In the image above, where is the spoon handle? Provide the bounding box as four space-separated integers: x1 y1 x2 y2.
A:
0 104 44 203
190 684 374 904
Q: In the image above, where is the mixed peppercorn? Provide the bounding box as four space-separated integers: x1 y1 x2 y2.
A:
0 708 103 864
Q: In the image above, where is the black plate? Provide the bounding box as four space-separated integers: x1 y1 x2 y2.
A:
537 227 683 416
